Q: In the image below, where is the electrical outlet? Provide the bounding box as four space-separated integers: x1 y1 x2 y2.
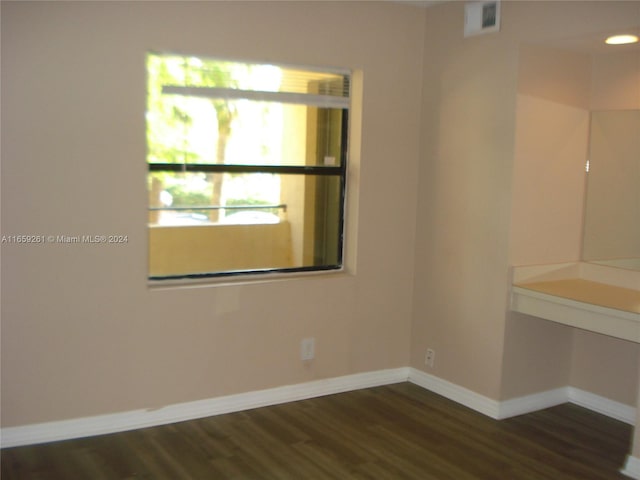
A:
301 337 315 361
425 348 435 368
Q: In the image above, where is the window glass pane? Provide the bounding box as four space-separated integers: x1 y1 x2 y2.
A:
148 54 349 98
148 94 345 167
148 173 343 278
148 172 282 226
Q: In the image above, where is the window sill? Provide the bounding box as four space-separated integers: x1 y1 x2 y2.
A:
147 266 350 291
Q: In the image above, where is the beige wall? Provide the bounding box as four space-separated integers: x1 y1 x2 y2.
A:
577 47 640 458
505 43 640 404
1 0 424 426
2 0 639 447
510 44 591 268
571 332 639 404
411 0 640 405
591 51 640 110
411 0 518 399
583 51 640 263
505 44 591 399
583 110 640 262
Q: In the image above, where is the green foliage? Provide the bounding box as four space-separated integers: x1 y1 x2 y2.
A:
146 53 241 165
148 172 211 208
164 184 211 207
225 197 278 214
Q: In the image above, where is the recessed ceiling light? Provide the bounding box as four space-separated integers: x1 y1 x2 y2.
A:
605 34 639 45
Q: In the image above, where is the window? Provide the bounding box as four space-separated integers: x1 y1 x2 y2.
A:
147 53 350 280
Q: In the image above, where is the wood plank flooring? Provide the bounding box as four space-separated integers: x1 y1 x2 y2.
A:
1 383 633 479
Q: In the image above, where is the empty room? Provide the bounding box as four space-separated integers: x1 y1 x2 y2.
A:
2 0 639 478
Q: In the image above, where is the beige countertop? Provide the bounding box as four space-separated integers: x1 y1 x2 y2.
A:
515 278 640 315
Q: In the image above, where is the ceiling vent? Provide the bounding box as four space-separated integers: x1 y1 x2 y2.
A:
464 1 501 37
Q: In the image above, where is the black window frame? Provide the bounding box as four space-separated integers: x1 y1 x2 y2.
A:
147 57 350 281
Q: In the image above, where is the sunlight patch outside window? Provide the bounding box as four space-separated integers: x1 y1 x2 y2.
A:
147 53 350 280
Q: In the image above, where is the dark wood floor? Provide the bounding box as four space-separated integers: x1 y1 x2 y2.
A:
1 383 633 479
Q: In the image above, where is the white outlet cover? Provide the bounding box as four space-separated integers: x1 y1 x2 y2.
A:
301 338 315 361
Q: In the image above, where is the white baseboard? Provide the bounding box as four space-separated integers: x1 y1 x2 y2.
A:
1 367 410 448
496 387 569 419
622 455 640 479
497 386 636 424
407 368 636 424
2 367 635 449
408 367 501 418
568 387 636 425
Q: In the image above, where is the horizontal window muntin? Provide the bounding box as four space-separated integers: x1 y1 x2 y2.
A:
148 163 344 175
152 54 350 97
148 95 348 168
